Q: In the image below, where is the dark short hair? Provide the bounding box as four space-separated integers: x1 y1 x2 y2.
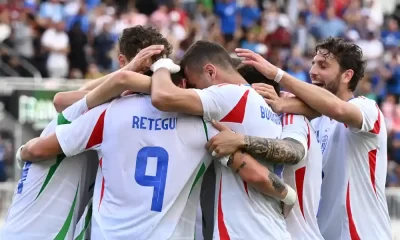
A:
171 72 184 85
119 26 172 61
181 40 234 74
231 57 242 69
237 64 280 96
315 37 366 92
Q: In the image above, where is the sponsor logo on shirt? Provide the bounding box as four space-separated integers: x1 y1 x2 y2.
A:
321 135 328 154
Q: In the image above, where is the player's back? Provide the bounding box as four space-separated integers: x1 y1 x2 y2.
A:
1 98 97 240
194 84 288 239
91 95 214 240
281 114 323 240
312 97 391 240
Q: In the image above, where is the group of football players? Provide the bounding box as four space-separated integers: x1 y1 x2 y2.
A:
0 25 392 240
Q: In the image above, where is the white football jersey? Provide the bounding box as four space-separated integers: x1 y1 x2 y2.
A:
1 97 98 240
193 84 289 240
55 94 218 240
312 97 392 240
281 113 323 240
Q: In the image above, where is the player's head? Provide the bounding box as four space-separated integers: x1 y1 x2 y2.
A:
237 64 280 96
180 40 237 89
171 71 187 89
310 37 365 95
118 26 172 69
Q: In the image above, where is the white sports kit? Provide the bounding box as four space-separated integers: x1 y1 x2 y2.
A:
1 97 97 240
193 84 290 240
55 94 218 240
281 113 324 240
312 97 392 240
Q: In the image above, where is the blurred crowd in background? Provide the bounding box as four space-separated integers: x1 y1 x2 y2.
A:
1 0 400 186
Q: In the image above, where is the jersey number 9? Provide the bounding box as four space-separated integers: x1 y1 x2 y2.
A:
135 146 169 212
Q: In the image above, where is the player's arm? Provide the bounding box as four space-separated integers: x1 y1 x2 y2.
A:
18 103 109 162
207 120 306 165
79 45 163 91
237 48 363 129
52 71 121 112
252 83 321 121
86 71 151 109
53 90 89 112
151 68 204 115
277 72 363 129
278 97 321 120
226 151 296 203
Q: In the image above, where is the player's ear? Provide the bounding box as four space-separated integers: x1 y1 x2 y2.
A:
178 79 187 89
204 64 217 80
118 54 127 68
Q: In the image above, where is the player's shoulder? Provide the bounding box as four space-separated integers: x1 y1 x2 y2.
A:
349 96 378 108
207 83 251 92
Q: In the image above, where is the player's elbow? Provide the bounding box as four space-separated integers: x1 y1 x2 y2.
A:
114 71 132 88
53 93 67 113
25 143 49 160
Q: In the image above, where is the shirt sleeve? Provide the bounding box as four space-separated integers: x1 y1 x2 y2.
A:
192 84 247 122
58 96 88 123
348 97 381 134
55 103 109 157
280 113 309 160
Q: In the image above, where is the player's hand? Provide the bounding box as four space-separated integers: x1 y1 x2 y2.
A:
280 91 295 98
151 58 181 73
235 48 278 80
252 83 285 114
206 120 245 158
124 45 165 73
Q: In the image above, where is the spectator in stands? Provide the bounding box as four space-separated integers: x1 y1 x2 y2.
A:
68 22 88 76
38 0 65 25
381 18 400 49
315 6 347 39
214 0 239 43
93 22 114 72
41 21 70 78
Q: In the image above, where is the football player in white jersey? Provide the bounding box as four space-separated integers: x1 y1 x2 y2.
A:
0 97 97 240
237 39 392 239
207 65 324 239
148 41 299 239
234 65 324 240
1 26 173 240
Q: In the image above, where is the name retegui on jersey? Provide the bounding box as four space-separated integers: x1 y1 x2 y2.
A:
132 116 177 130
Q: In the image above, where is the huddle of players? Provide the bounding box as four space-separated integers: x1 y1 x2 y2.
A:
0 25 393 240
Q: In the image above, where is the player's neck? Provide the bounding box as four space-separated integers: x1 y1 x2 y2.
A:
220 71 248 85
336 90 354 102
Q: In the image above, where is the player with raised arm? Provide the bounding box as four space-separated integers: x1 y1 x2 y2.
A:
236 38 392 240
207 65 323 239
0 26 171 240
149 40 296 239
